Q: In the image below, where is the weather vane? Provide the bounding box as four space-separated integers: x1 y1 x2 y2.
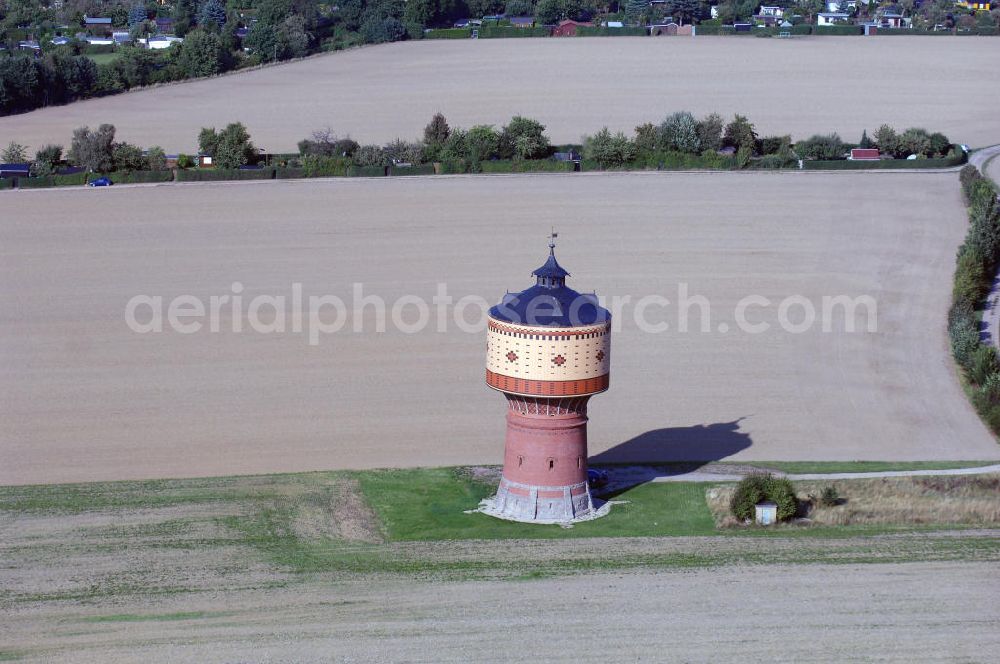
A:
549 227 558 252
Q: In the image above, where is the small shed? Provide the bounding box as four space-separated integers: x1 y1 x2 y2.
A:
553 19 592 36
849 148 880 160
755 501 778 525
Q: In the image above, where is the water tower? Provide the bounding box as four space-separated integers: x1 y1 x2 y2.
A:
482 234 611 523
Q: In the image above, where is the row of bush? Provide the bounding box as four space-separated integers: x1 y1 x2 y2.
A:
801 150 966 170
950 165 1000 432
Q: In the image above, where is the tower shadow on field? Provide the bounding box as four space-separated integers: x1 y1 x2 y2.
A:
589 418 753 496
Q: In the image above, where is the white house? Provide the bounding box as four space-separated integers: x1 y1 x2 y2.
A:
84 35 114 45
759 6 783 17
817 12 851 25
141 35 183 49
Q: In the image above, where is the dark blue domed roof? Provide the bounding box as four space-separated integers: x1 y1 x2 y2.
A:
489 244 610 328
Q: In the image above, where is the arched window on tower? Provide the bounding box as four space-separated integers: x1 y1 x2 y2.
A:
547 457 555 470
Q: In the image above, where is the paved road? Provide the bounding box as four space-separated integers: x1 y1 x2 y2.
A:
605 462 1000 489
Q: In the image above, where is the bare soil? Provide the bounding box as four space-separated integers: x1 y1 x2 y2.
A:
0 37 998 152
2 172 998 485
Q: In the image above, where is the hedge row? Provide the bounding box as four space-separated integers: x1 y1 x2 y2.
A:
477 26 552 38
576 26 648 37
100 170 173 184
950 166 1000 433
176 168 274 181
581 150 737 172
347 165 387 177
389 163 436 176
425 28 473 39
17 172 89 188
813 24 865 35
802 148 966 170
479 159 575 173
276 163 351 178
0 178 11 189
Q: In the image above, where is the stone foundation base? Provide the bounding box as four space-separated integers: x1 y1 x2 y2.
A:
477 476 610 524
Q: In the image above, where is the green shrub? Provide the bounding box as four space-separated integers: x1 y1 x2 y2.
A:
176 168 274 181
813 24 863 35
729 473 797 522
389 163 436 176
970 345 1000 386
424 28 473 39
479 159 574 173
477 26 551 38
796 133 847 160
949 302 981 371
347 165 387 177
99 170 174 184
801 148 966 170
576 26 647 36
18 172 89 188
819 486 840 507
0 178 10 189
960 164 985 202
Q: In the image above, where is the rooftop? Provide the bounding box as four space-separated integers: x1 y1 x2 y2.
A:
489 236 610 328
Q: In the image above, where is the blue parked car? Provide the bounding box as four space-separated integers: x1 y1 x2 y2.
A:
88 177 113 187
587 468 610 488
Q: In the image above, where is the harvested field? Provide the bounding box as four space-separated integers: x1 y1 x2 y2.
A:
2 471 999 660
2 171 998 485
1 37 999 153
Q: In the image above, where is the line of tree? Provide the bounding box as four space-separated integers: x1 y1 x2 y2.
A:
950 165 1000 432
296 112 552 171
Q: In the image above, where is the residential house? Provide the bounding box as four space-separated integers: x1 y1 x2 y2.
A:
112 31 131 45
759 6 784 17
17 40 40 51
816 12 851 25
876 8 908 27
155 17 175 33
142 35 183 49
956 0 991 9
84 35 114 46
83 16 113 36
509 17 535 28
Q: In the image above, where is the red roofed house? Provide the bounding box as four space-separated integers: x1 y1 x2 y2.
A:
552 19 592 36
849 148 880 160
